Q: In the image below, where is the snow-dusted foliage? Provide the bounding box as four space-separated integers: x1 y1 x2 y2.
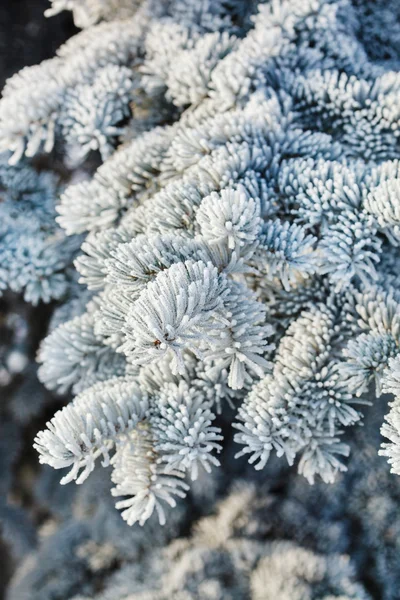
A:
3 0 400 528
0 154 80 304
45 0 142 28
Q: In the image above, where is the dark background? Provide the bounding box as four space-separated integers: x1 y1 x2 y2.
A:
0 6 76 597
0 0 77 89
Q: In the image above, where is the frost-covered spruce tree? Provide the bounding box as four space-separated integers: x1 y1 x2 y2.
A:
3 0 400 526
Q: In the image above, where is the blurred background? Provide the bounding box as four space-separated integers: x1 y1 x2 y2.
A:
0 3 75 596
0 0 76 89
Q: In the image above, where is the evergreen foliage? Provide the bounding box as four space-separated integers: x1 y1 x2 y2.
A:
0 154 79 303
3 0 400 530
